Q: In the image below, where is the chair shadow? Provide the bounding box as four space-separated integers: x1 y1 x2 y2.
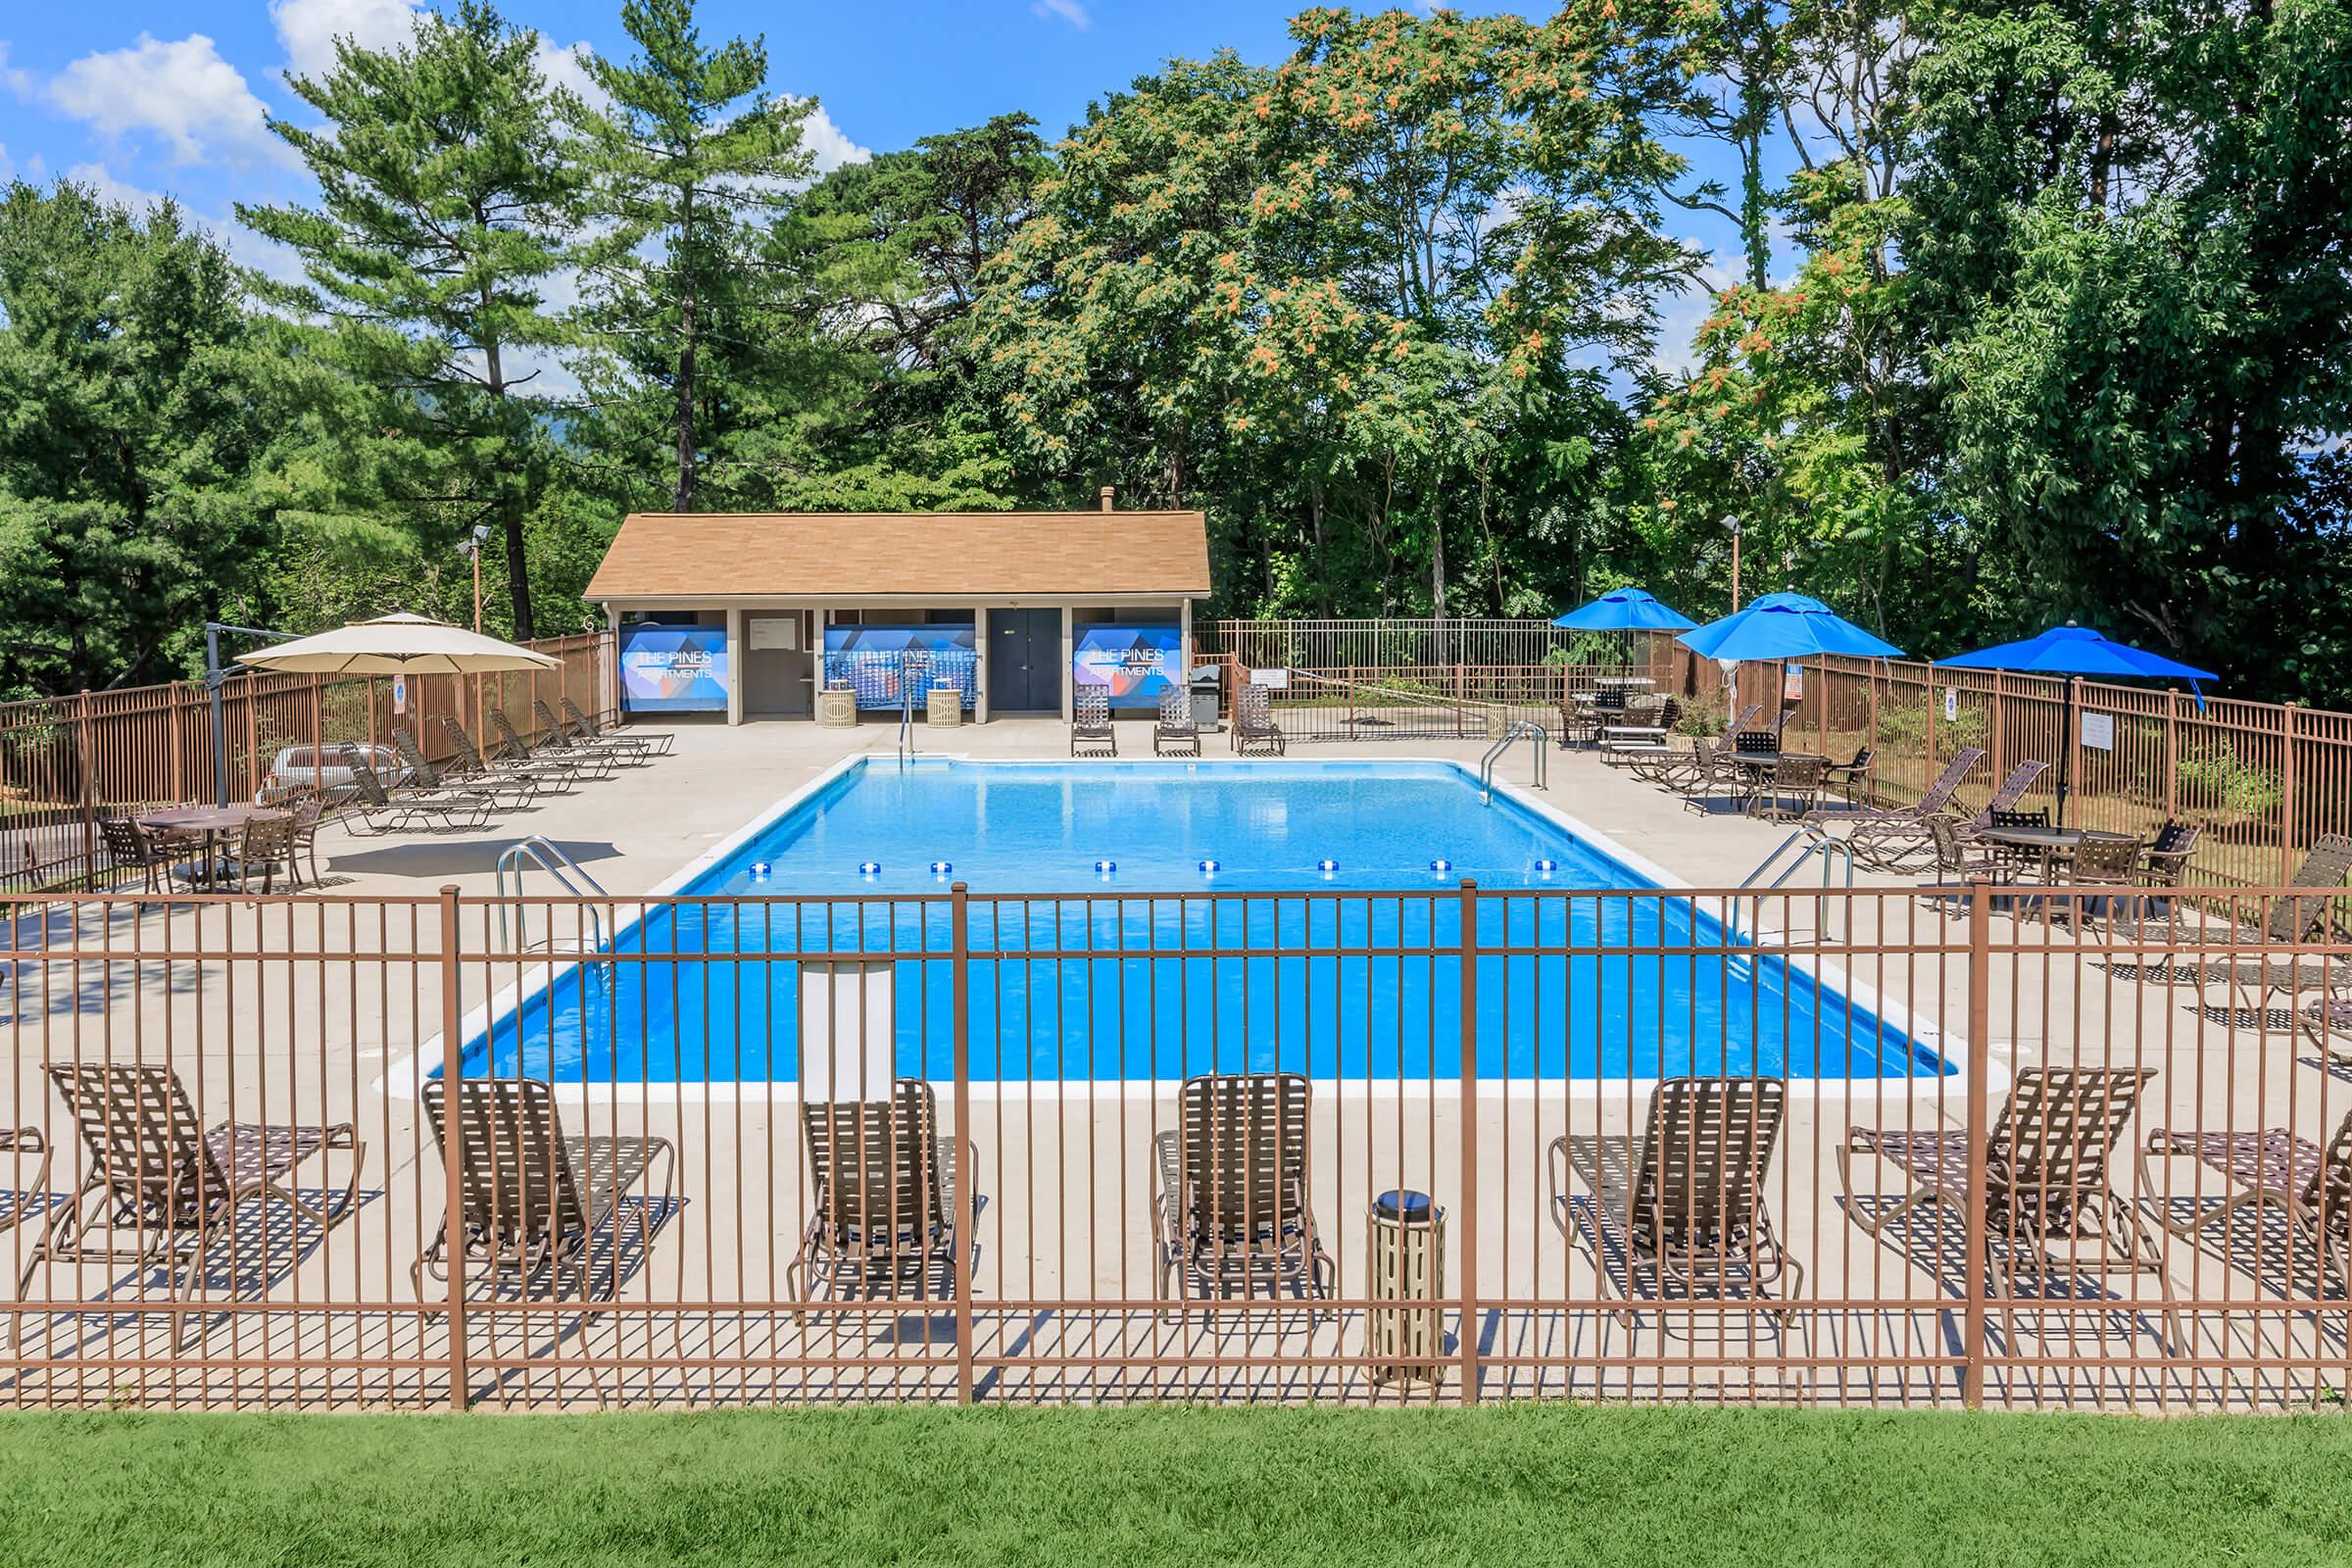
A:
465 1194 688 1404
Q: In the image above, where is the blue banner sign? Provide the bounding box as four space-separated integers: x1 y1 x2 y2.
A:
823 624 978 710
619 624 729 712
1074 624 1181 709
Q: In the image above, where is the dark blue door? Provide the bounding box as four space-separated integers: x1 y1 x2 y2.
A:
989 610 1060 712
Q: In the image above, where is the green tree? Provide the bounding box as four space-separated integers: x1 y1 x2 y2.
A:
578 0 816 513
0 182 283 694
240 0 588 639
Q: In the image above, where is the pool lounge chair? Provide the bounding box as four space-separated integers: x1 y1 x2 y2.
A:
437 716 576 795
787 1080 975 1316
2147 1104 2352 1290
1153 1072 1334 1319
416 1077 676 1306
490 708 619 782
1153 689 1201 757
2 1126 54 1348
1838 1064 2181 1355
337 744 498 833
563 696 673 757
1548 1077 1802 1333
1815 748 1989 872
539 700 654 766
393 725 547 808
1232 683 1287 757
26 1062 366 1348
1070 686 1117 758
2095 835 2352 1004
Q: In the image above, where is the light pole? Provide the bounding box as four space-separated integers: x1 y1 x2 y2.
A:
1720 515 1742 612
458 524 490 743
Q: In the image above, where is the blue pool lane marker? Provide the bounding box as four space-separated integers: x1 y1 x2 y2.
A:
930 860 953 876
749 861 771 880
1199 858 1220 875
1317 858 1340 876
1535 858 1558 875
1430 858 1452 875
858 861 882 877
1096 859 1116 876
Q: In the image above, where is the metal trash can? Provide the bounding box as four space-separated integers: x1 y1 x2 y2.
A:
926 682 962 727
1365 1188 1446 1385
817 686 857 728
1190 664 1223 733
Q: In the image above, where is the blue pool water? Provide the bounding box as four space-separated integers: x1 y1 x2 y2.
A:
463 760 1947 1084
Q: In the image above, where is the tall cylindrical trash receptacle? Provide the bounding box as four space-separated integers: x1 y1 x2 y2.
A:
1366 1188 1446 1385
817 686 857 728
926 682 962 726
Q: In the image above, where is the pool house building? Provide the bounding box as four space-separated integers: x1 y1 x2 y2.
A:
585 498 1212 725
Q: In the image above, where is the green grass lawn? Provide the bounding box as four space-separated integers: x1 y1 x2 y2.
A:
0 1404 2342 1566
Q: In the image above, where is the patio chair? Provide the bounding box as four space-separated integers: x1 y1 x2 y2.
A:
335 744 497 834
787 1080 975 1316
490 708 618 782
1070 686 1117 758
562 696 673 757
98 815 196 894
25 1061 366 1349
2147 1105 2352 1290
225 810 302 895
437 716 576 795
416 1077 676 1306
257 787 333 888
2042 832 2149 937
1823 745 1875 804
1232 682 1287 757
2137 819 2202 890
1547 1077 1802 1332
1673 742 1739 813
1153 689 1201 757
1838 1065 2181 1354
394 725 545 808
1978 806 2052 880
1751 754 1828 821
538 699 653 766
1152 1072 1335 1319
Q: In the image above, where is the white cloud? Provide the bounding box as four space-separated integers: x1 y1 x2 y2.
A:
1032 0 1091 28
49 33 278 166
270 0 423 82
63 160 164 213
797 103 870 174
532 34 601 106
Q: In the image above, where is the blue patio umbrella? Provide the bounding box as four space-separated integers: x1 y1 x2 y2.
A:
1550 585 1698 632
1936 623 2218 826
1677 592 1906 662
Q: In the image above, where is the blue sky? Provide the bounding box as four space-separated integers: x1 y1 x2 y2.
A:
0 1 1747 362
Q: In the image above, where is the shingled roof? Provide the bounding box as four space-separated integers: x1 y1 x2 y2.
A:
585 511 1212 602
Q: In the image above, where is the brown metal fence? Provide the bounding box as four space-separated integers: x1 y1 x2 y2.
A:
1204 619 2352 891
1 879 2345 1411
0 632 613 894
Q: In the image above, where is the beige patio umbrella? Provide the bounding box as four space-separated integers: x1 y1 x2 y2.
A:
235 612 561 675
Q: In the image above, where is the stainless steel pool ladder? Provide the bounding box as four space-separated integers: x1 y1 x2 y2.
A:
495 836 612 975
1479 720 1548 802
1739 825 1854 945
897 652 920 771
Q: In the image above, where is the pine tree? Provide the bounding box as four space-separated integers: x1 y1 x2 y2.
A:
579 0 814 512
239 0 587 638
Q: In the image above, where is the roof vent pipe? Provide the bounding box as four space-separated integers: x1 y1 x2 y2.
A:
1100 485 1115 513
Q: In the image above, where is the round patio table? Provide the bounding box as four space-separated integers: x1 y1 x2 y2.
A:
135 804 284 890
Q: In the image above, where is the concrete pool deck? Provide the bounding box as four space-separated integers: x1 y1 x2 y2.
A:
0 716 2341 1412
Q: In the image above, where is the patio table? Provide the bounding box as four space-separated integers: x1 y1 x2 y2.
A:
135 805 284 890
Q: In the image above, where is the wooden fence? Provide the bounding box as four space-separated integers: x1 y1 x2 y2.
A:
0 631 613 891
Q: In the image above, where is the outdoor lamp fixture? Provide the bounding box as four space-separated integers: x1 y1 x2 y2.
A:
455 523 492 633
1720 515 1742 612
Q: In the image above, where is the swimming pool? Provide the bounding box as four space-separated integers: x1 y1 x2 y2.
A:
456 759 1950 1087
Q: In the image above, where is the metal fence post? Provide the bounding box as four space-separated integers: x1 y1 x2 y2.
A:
951 881 975 1403
73 690 96 888
1961 881 1991 1408
438 883 470 1411
2279 703 2299 879
1457 878 1481 1405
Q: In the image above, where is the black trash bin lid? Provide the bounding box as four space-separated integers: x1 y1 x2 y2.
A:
1374 1189 1435 1221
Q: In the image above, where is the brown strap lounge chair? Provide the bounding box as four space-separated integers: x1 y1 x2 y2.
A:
1070 686 1117 758
416 1078 676 1304
25 1062 365 1348
1838 1065 2180 1354
393 725 546 808
2096 834 2352 999
563 696 673 757
490 708 618 781
1152 1072 1334 1318
1827 748 1990 871
2147 1106 2352 1290
336 743 497 833
1231 682 1287 757
538 699 653 765
787 1080 975 1316
1547 1077 1802 1331
437 716 576 794
2 1126 54 1349
1152 689 1201 757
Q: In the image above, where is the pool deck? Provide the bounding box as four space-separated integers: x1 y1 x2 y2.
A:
0 717 2341 1412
